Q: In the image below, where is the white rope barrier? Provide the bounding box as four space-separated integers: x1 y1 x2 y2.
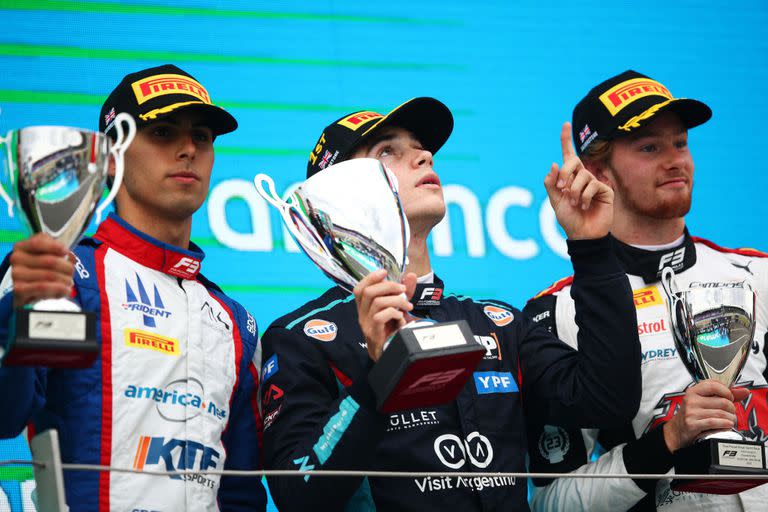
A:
2 459 768 481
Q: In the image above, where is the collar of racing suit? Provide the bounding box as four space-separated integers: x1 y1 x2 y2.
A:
611 228 697 283
93 213 205 280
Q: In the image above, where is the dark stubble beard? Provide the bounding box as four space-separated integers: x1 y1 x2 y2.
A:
609 163 693 219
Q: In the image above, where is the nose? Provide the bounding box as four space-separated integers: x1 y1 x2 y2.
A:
176 131 197 161
661 144 687 171
412 148 434 169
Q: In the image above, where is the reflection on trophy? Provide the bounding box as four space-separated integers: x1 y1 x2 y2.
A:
661 267 768 493
0 114 136 368
255 158 485 412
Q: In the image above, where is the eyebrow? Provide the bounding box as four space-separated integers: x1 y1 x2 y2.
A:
364 133 398 149
627 128 687 140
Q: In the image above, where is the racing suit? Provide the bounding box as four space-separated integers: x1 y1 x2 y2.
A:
0 214 266 512
524 231 768 511
259 236 641 511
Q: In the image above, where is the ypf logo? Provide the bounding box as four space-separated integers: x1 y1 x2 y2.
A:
484 305 514 326
303 319 338 341
433 432 493 469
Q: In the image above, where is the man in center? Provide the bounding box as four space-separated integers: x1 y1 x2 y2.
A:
260 97 642 511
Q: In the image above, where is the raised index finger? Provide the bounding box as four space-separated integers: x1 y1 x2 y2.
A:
560 122 576 160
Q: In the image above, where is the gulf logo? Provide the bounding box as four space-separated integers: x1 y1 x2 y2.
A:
484 305 514 327
303 319 338 341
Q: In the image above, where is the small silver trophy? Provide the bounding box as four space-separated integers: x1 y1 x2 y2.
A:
255 158 484 412
0 113 136 367
661 266 768 493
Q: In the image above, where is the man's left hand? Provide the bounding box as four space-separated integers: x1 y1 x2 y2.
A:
544 122 614 240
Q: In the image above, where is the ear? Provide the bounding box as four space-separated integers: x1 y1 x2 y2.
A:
583 158 613 188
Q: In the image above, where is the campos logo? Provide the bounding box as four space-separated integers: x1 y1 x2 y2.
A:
434 432 493 469
303 319 338 341
484 305 514 327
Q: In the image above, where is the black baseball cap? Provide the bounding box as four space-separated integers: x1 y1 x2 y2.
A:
306 97 453 178
99 64 237 138
572 70 712 156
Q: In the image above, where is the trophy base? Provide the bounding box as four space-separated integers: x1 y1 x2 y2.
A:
671 437 768 494
368 320 486 412
4 309 99 368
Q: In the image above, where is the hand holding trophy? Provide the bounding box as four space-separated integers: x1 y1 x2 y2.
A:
0 113 136 367
661 267 768 493
255 158 485 412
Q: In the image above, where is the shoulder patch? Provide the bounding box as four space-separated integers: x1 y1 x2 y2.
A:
530 275 574 301
692 237 768 259
483 305 514 326
303 319 338 341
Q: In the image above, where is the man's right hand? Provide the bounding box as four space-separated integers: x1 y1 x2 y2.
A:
662 380 750 452
9 234 74 308
353 269 417 363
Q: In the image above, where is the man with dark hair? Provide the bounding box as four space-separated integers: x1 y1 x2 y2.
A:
259 97 642 511
0 64 266 511
525 70 768 511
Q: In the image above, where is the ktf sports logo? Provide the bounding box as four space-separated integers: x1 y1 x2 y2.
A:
132 436 220 488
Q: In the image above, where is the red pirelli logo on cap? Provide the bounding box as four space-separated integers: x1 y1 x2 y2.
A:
337 111 383 130
131 73 211 105
599 78 673 116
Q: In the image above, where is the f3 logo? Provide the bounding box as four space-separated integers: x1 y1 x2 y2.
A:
658 248 685 271
419 287 443 301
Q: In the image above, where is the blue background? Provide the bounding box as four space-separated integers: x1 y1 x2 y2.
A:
0 1 766 510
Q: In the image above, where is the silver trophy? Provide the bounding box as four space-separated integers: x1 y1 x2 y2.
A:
254 159 484 412
661 266 768 493
0 113 136 367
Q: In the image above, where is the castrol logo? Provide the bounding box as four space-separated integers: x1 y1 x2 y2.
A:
303 319 338 341
483 305 514 327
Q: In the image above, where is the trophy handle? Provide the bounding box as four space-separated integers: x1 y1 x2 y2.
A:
95 113 136 224
0 132 15 218
254 173 332 260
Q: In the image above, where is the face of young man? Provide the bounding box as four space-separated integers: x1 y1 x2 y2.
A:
116 110 215 222
350 126 446 235
600 111 694 221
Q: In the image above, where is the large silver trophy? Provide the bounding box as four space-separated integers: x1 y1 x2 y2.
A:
661 267 768 493
0 114 136 367
255 158 484 412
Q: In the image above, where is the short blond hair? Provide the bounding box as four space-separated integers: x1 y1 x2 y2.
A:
581 138 613 166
